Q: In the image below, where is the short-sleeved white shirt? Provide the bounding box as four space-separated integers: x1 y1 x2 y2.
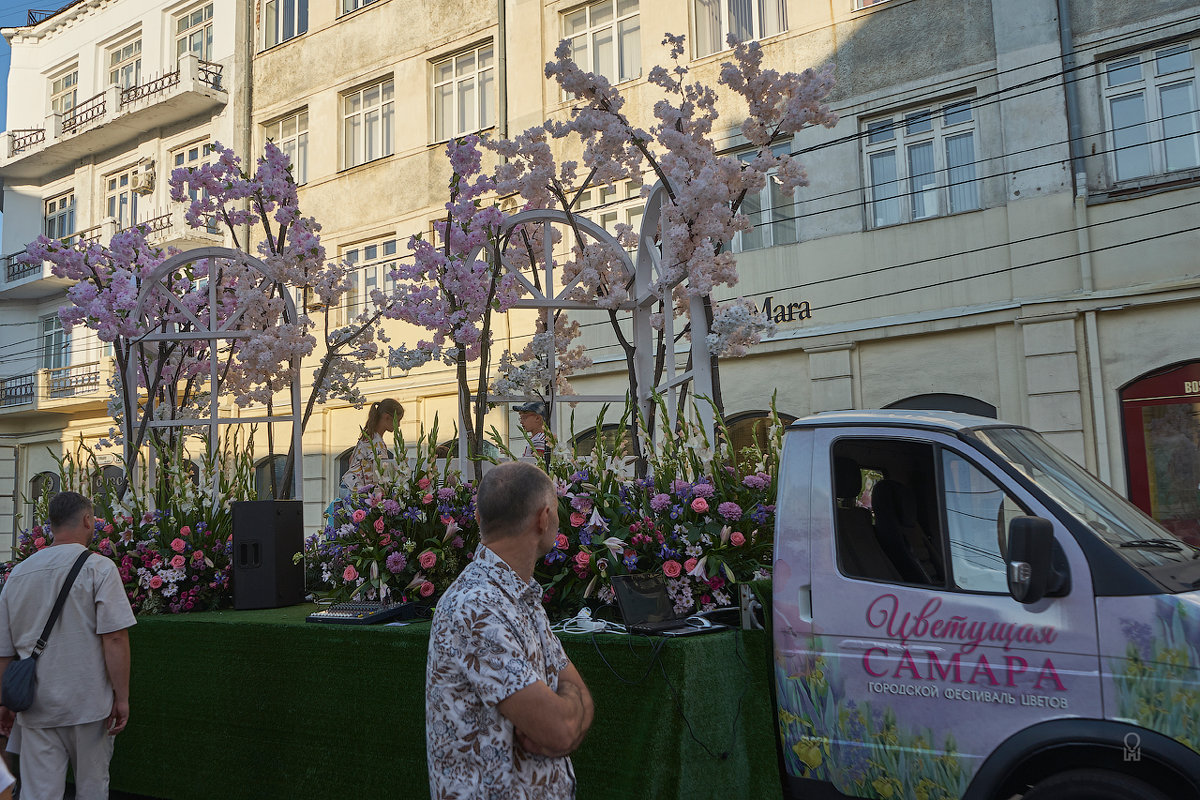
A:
426 544 574 800
0 543 136 728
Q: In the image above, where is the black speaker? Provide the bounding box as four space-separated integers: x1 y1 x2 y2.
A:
232 500 304 610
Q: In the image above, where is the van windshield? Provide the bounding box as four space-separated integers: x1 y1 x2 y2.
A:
972 427 1200 583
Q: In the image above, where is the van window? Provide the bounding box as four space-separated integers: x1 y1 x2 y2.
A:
941 449 1023 593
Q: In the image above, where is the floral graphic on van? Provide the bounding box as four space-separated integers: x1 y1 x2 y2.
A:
776 639 969 799
1112 599 1200 753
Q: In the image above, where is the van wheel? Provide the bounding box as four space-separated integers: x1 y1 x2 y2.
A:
1021 768 1170 800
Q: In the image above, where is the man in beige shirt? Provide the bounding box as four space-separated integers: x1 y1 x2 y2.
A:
0 491 135 800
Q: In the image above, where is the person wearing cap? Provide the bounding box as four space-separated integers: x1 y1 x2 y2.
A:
514 401 548 461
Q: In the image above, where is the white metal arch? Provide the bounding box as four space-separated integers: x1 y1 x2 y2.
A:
463 183 714 461
127 246 304 501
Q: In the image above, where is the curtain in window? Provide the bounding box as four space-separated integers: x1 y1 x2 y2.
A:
946 132 979 213
740 188 765 251
1160 81 1199 173
907 141 937 219
1110 93 1152 180
770 177 797 244
759 0 786 38
727 0 754 43
693 0 721 57
619 17 640 81
870 151 901 226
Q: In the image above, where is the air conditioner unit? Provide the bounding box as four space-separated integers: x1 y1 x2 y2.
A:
131 159 156 195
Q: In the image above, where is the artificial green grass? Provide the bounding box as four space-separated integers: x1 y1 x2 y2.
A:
110 605 783 800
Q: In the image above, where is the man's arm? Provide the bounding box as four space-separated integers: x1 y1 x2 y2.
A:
100 628 130 735
499 659 593 758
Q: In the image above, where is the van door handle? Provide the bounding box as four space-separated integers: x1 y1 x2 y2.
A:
839 639 891 652
798 585 813 623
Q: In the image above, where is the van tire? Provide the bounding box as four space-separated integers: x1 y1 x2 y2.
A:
1020 768 1170 800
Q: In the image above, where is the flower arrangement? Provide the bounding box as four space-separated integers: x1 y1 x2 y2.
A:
3 432 255 614
300 421 480 604
495 397 780 617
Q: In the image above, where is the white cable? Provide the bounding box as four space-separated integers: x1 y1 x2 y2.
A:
552 607 626 635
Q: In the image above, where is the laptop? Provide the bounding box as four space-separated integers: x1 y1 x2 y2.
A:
610 573 729 636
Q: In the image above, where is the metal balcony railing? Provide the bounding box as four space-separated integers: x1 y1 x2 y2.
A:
198 60 223 90
120 70 181 106
61 91 105 135
9 128 45 156
0 374 35 407
120 211 173 235
46 362 103 399
3 251 37 283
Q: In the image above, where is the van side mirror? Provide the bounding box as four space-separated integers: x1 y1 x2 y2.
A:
1007 516 1054 604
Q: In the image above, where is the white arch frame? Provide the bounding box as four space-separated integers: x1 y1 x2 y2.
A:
128 246 304 502
462 183 713 463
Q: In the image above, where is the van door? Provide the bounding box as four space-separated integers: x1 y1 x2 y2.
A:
801 427 1101 798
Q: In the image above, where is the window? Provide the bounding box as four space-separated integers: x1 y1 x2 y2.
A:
863 98 979 227
44 193 75 242
173 142 218 232
578 178 645 249
734 142 798 251
564 0 640 85
50 70 77 116
264 0 307 48
30 472 60 508
255 455 290 499
941 450 1022 593
342 237 399 320
726 411 796 462
177 4 214 61
343 79 394 169
692 0 786 59
105 167 139 229
341 0 377 14
108 39 142 89
264 110 308 184
1103 42 1200 183
41 315 69 371
855 0 890 7
432 44 494 142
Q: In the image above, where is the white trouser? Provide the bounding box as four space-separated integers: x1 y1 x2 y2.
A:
17 719 113 800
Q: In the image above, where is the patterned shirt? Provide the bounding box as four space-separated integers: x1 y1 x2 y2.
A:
340 433 396 491
426 545 574 800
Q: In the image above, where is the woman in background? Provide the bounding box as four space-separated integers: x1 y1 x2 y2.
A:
341 398 404 492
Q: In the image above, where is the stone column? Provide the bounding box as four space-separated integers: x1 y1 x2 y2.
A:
1020 314 1087 465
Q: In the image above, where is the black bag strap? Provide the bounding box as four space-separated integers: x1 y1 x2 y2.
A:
31 549 93 659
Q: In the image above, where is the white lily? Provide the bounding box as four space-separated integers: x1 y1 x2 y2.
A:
589 507 610 532
600 536 627 554
720 525 732 545
688 556 709 579
443 518 461 542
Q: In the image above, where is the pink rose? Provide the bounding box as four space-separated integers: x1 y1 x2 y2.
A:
555 534 569 550
690 498 709 514
418 551 438 569
99 538 112 552
374 517 385 533
684 558 698 573
575 552 591 569
570 512 586 528
170 554 185 569
731 531 746 546
179 526 191 536
422 493 434 505
418 477 431 490
343 565 359 582
351 509 367 524
149 576 163 589
33 537 45 549
379 533 391 547
440 514 455 525
419 581 435 598
103 524 113 534
663 560 682 578
171 538 186 553
192 550 205 561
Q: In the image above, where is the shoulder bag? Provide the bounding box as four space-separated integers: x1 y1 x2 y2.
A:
1 549 93 712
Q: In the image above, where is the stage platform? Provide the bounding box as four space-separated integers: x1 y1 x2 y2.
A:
109 605 783 799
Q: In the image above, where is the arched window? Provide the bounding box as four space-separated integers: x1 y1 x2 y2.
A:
186 460 202 486
571 425 633 458
254 455 290 500
336 447 356 485
885 393 997 418
30 472 60 507
725 411 797 464
1120 361 1200 545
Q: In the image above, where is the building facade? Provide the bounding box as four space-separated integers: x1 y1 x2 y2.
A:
1 0 1198 541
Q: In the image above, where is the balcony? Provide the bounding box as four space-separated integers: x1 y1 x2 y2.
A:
0 54 226 180
0 361 113 417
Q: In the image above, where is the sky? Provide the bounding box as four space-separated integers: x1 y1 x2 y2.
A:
0 0 32 131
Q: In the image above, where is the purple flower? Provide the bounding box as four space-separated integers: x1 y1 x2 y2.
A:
718 502 743 521
650 493 672 512
437 487 455 500
691 482 715 499
671 480 693 498
743 473 769 490
381 499 402 515
385 551 407 574
570 495 593 513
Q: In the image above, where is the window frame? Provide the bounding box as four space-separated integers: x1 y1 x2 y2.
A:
49 68 78 117
263 109 309 184
175 3 215 62
731 141 799 252
44 192 75 242
562 0 641 88
105 166 140 229
339 0 378 16
263 0 308 49
431 42 495 143
41 314 70 371
172 141 218 232
861 97 981 229
342 77 395 169
691 0 787 59
1100 40 1200 186
108 38 142 90
341 236 400 321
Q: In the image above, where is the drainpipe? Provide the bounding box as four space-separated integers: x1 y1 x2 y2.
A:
497 0 508 140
